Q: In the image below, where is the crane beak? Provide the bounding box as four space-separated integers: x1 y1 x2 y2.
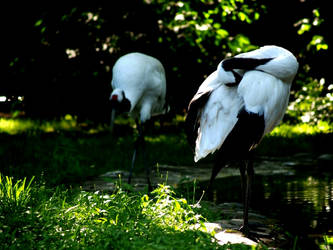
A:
110 108 116 132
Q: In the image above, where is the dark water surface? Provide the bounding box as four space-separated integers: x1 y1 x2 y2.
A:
201 165 333 249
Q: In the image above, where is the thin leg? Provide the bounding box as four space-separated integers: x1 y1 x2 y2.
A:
128 120 152 191
141 129 152 192
240 158 254 235
239 161 246 207
128 119 142 184
128 148 137 184
140 120 153 191
207 159 226 193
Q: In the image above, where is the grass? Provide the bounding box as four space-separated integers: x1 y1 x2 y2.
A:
0 174 34 211
0 115 79 134
0 116 195 186
0 117 332 187
0 175 254 249
0 116 332 249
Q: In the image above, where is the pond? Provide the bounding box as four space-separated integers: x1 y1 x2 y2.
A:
200 158 333 249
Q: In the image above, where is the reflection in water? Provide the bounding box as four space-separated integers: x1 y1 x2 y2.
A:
260 172 333 233
285 175 333 210
206 168 333 248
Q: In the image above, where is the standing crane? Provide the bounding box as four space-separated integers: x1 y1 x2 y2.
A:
186 45 299 234
109 52 167 190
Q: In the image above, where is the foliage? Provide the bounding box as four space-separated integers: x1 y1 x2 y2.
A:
294 8 328 52
142 184 203 231
0 174 34 212
289 5 332 124
321 235 333 249
2 1 333 122
1 177 242 249
287 75 333 124
291 5 332 124
150 0 261 57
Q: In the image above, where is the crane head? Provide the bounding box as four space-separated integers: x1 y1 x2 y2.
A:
217 60 243 86
109 89 131 131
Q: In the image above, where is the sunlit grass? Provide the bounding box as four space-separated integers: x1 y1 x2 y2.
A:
0 115 112 135
1 116 332 186
0 118 35 134
1 115 332 136
270 121 332 137
2 176 253 249
0 115 78 134
0 174 34 210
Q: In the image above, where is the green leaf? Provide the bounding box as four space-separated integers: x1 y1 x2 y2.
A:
307 35 328 51
216 29 229 39
34 19 43 27
298 23 311 35
316 44 328 50
313 9 320 17
238 12 247 21
254 12 260 20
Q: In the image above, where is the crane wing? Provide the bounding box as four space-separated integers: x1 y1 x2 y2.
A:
193 84 243 162
185 81 214 150
186 71 244 162
186 71 229 150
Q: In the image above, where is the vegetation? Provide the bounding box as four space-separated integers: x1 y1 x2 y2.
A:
0 116 332 249
1 173 256 249
0 175 34 211
0 117 332 249
0 117 331 186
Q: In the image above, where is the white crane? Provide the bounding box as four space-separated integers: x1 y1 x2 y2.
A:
186 45 298 234
109 52 167 189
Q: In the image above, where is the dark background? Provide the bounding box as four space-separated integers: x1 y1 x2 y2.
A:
1 0 331 123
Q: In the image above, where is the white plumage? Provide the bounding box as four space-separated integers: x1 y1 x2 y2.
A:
235 45 299 82
109 52 167 188
191 45 298 162
110 52 166 123
195 71 243 161
186 45 299 233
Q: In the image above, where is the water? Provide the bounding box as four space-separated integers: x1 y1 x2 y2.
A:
203 166 333 249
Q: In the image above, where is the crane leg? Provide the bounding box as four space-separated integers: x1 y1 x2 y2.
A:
240 162 246 208
128 148 137 185
239 158 254 235
128 120 152 191
140 122 152 191
207 159 226 193
128 120 142 185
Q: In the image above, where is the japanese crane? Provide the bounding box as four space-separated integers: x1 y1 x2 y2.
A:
109 52 167 190
186 45 298 234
